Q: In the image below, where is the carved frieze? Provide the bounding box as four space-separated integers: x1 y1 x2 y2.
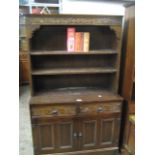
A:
21 15 122 39
24 15 122 26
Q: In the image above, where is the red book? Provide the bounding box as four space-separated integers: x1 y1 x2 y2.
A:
67 28 75 52
32 8 41 14
75 32 83 52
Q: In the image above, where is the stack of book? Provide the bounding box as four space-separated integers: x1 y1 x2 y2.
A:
67 28 90 52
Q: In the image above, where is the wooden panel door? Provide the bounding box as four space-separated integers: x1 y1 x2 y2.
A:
99 117 121 147
79 117 99 150
32 123 56 155
55 118 77 153
78 116 121 150
100 118 115 145
32 118 77 155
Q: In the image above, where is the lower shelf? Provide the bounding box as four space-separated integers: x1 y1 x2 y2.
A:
41 147 119 155
31 68 117 75
32 73 117 95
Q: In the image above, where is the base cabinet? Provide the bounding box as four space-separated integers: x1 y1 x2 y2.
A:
32 115 121 155
31 97 122 155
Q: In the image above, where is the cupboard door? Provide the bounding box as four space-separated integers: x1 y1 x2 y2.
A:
32 118 77 154
32 123 56 155
100 118 115 145
56 119 76 152
79 118 98 150
99 118 121 147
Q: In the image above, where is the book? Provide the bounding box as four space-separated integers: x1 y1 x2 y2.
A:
67 28 75 52
83 32 90 52
75 32 83 52
67 28 90 52
32 8 42 14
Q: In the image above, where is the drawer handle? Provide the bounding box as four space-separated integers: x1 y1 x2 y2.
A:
51 109 59 116
80 107 89 113
97 107 104 113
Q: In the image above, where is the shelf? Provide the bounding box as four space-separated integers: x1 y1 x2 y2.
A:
32 68 117 75
30 50 117 56
30 88 123 104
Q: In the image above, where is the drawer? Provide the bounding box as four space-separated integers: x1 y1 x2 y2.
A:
31 102 122 117
79 102 121 115
31 104 76 117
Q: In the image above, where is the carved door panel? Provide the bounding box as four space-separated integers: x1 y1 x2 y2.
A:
79 118 99 150
32 118 77 155
32 123 56 155
55 118 77 153
100 118 115 145
99 117 121 147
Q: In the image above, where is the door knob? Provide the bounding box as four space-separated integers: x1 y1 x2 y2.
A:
79 132 83 137
73 132 77 138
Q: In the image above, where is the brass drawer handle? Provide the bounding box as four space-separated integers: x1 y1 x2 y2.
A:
51 109 59 116
97 106 104 113
80 107 89 113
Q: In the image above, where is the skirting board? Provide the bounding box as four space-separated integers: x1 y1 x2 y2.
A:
42 147 119 155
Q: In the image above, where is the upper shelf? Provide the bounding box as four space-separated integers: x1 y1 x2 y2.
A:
30 50 117 55
32 68 117 75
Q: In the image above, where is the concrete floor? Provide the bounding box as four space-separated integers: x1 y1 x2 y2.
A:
19 85 34 155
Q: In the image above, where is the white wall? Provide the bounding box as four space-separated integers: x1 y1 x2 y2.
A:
60 0 125 16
